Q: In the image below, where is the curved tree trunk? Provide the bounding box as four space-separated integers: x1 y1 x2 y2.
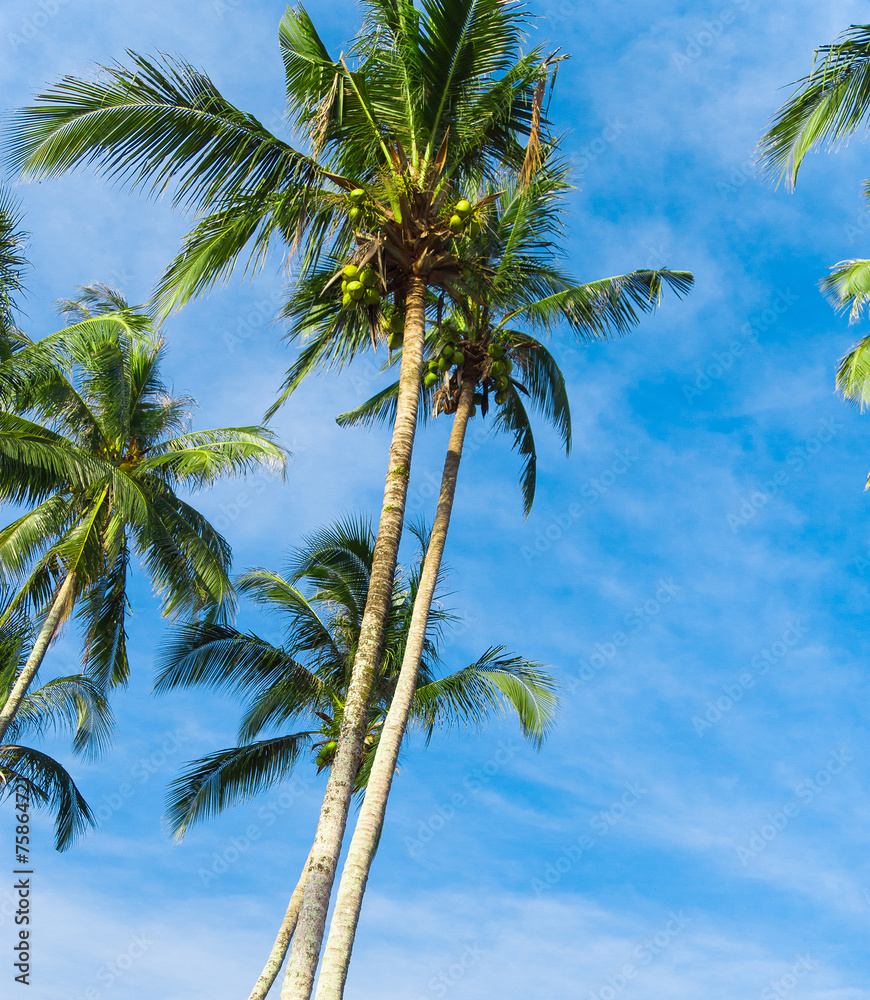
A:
0 571 75 742
248 849 313 1000
280 275 428 1000
313 376 476 1000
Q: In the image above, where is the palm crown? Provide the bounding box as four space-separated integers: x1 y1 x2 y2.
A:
0 288 285 709
155 516 557 837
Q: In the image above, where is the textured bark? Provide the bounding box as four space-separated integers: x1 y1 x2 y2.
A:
248 849 312 1000
280 276 428 1000
0 572 75 742
313 377 476 1000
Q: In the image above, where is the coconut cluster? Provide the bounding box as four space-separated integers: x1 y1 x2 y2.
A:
446 198 481 237
423 328 515 417
340 262 382 310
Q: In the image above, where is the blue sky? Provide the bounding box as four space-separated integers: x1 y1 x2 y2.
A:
3 0 870 997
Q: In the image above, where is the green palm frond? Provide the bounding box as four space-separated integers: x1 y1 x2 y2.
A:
9 673 114 759
411 646 558 748
821 258 870 321
165 734 315 838
0 744 93 850
760 25 870 185
140 427 287 487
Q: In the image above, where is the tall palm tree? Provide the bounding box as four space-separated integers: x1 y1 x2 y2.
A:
0 599 114 850
0 288 285 743
156 516 556 1000
7 12 562 984
310 169 693 998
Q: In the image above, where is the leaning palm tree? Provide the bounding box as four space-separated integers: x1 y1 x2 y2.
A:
0 599 114 850
7 11 565 984
0 287 285 743
310 168 693 998
156 516 556 1000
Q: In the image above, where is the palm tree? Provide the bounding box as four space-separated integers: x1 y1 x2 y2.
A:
156 516 556 1000
760 26 870 431
7 12 563 984
0 598 113 850
0 288 285 743
309 168 693 998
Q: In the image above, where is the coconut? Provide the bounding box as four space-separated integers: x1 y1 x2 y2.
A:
467 220 481 238
487 343 505 359
423 372 439 388
440 344 455 360
342 264 359 279
349 207 362 224
347 281 365 300
448 214 464 232
490 360 505 377
342 293 353 309
437 357 451 373
455 199 472 216
469 404 477 417
451 350 465 366
360 267 378 288
495 389 509 405
473 393 484 405
349 188 366 203
390 315 404 334
495 376 509 390
503 357 514 374
388 332 403 350
363 288 381 306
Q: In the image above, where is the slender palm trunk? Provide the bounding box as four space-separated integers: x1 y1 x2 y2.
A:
248 849 313 1000
280 276 428 1000
313 377 476 1000
0 572 75 742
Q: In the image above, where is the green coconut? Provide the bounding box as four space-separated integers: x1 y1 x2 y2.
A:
467 219 481 238
342 264 359 279
360 267 378 288
473 393 484 405
455 199 472 216
440 343 455 360
448 214 464 233
388 332 403 350
469 404 477 417
341 293 353 309
487 343 505 359
451 350 465 366
495 389 509 405
503 357 514 374
423 372 439 388
437 357 451 373
490 360 505 377
495 375 509 390
348 206 361 223
347 281 365 300
363 288 381 306
349 188 366 203
390 315 404 334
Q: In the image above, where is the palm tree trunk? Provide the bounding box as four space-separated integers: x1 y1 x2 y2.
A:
248 848 313 1000
280 275 428 1000
0 571 75 743
313 376 476 1000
